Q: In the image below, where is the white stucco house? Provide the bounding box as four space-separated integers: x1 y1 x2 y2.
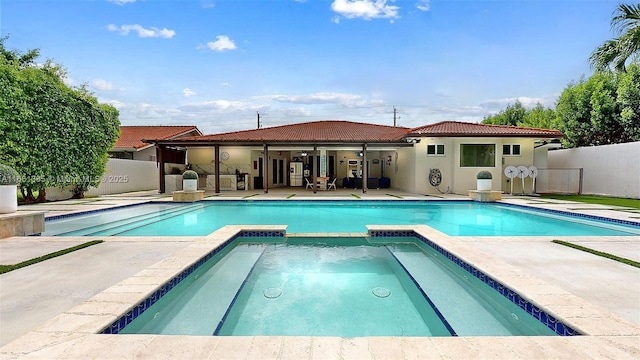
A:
146 120 563 195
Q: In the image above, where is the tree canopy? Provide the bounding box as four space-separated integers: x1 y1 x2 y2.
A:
482 101 556 130
589 3 640 72
0 38 120 202
482 63 639 148
555 62 640 147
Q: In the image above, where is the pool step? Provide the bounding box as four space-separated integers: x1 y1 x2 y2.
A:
57 203 205 236
387 244 553 336
120 244 265 335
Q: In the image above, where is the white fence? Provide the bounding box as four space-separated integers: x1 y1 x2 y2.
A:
46 159 159 200
85 159 159 196
547 141 640 198
535 168 583 194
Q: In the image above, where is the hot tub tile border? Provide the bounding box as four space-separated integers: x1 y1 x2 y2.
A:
100 230 284 334
369 229 582 337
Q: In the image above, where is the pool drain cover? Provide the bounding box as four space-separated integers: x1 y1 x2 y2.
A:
264 287 282 299
372 287 391 298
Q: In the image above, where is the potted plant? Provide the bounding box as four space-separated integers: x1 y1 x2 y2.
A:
0 164 20 213
476 171 492 191
182 170 198 192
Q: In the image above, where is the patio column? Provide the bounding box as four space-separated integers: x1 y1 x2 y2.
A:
362 143 368 194
263 143 269 194
214 145 220 193
313 145 318 194
157 145 165 194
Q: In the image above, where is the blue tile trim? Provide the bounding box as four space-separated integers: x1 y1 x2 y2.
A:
212 247 267 335
368 230 582 337
100 230 284 335
384 245 457 336
47 200 639 231
495 202 640 228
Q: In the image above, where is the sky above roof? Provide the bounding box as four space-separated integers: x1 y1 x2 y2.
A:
2 0 618 135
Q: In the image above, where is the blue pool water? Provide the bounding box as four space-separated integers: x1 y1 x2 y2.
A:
44 201 640 236
118 237 558 337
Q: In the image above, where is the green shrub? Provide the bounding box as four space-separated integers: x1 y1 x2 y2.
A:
476 171 492 179
182 170 198 180
0 164 20 185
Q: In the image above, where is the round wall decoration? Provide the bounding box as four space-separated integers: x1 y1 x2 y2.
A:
220 151 230 161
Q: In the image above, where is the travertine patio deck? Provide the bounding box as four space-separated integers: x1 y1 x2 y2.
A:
1 190 638 358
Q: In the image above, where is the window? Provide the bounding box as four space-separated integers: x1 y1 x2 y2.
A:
427 144 445 156
460 144 496 167
503 144 521 156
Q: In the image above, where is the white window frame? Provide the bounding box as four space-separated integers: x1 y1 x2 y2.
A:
503 144 521 156
427 144 445 156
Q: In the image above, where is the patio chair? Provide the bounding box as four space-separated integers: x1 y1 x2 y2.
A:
305 178 314 190
327 178 337 190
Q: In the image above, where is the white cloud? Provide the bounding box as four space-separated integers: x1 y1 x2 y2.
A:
91 79 122 91
330 0 400 21
107 0 137 5
180 99 264 113
261 92 384 108
220 82 232 87
183 88 197 97
63 76 75 86
201 1 215 9
198 35 237 52
416 0 430 12
107 24 176 39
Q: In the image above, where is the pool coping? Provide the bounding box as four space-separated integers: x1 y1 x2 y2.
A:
2 224 639 358
42 199 640 236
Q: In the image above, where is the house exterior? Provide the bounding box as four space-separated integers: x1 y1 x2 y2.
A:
109 126 202 161
147 120 562 195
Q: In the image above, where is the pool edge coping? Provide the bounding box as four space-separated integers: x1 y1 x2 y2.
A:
16 225 640 336
4 224 639 359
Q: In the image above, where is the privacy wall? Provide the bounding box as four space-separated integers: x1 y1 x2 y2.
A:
547 141 640 199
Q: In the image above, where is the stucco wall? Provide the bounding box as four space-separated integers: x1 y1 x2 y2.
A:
399 137 542 195
48 158 160 200
392 147 416 193
132 147 156 161
547 142 640 198
86 159 159 196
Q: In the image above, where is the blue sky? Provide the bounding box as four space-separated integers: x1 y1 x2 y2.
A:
2 0 620 134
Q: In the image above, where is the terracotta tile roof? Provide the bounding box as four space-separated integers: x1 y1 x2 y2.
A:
182 121 409 143
114 126 202 150
408 121 563 138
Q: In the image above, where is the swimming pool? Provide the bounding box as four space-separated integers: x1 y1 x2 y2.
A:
44 200 640 236
113 236 565 337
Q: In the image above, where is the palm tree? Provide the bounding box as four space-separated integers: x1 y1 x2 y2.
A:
589 3 640 72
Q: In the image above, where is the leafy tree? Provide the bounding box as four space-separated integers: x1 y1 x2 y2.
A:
589 3 640 72
555 64 639 147
520 103 556 129
482 101 527 126
482 101 556 129
617 61 640 139
0 39 120 203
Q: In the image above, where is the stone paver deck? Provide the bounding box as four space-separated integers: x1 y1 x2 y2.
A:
1 189 639 358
